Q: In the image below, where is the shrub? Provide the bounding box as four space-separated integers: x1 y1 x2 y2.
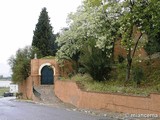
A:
118 55 125 63
79 45 112 81
132 66 144 86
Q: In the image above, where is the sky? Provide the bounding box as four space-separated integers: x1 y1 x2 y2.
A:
0 0 82 77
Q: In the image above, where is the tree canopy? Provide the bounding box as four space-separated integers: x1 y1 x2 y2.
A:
9 0 160 83
56 0 160 82
32 7 57 57
56 1 118 81
119 0 160 81
8 46 42 83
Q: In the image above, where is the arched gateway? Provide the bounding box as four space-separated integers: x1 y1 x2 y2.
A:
31 59 59 86
39 63 55 85
18 58 73 100
41 66 54 84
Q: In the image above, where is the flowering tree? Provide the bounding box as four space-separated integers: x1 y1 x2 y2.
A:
119 0 160 81
56 1 116 81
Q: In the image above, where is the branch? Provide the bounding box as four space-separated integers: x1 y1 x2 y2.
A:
132 32 142 58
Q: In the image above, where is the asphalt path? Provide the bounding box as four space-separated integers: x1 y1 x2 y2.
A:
0 97 111 120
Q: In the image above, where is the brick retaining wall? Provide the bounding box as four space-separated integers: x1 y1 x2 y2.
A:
54 80 160 114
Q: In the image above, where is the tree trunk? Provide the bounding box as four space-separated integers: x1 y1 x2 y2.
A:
126 58 132 81
126 47 132 81
111 39 115 63
132 33 142 58
126 32 142 82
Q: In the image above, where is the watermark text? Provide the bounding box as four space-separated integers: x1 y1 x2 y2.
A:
125 113 159 118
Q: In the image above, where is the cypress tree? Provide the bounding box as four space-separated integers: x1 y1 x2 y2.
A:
32 7 57 57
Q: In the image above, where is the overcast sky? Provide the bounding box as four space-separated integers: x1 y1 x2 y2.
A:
0 0 82 77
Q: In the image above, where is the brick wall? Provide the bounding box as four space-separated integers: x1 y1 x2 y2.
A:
114 27 148 59
18 58 73 100
55 80 160 114
31 59 60 85
114 40 147 59
18 76 33 99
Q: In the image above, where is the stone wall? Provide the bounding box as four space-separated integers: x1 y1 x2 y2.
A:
55 80 160 114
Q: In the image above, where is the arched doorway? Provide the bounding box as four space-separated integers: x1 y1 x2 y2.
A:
41 66 54 85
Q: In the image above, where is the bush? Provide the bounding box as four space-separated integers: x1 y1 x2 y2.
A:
118 55 125 63
79 45 112 81
78 67 86 74
144 33 160 55
132 66 144 86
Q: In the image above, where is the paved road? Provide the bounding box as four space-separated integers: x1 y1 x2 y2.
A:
0 97 110 120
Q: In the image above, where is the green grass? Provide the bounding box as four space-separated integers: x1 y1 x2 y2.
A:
70 74 160 96
67 58 160 96
0 87 9 96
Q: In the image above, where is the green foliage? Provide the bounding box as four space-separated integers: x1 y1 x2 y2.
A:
84 0 102 7
71 73 93 82
141 0 160 55
70 61 160 96
78 67 86 74
119 0 160 53
145 33 160 55
132 66 144 86
57 0 160 84
57 0 160 95
118 55 125 63
112 62 126 81
32 7 57 57
143 59 160 82
8 46 42 83
56 1 117 60
118 0 160 81
56 1 119 80
79 42 111 81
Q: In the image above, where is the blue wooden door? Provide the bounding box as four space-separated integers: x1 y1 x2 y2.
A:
41 66 54 84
